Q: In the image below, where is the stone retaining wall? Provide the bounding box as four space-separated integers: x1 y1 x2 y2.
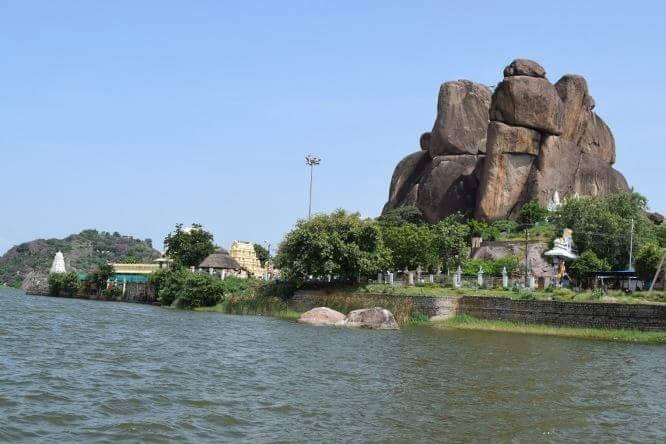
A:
291 290 666 331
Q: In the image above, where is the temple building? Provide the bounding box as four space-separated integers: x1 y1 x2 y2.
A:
229 241 266 277
49 251 67 274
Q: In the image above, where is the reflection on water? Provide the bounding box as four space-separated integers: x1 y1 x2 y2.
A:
1 287 665 442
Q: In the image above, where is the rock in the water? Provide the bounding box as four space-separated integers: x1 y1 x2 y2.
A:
298 307 346 326
429 80 491 156
345 307 399 329
383 151 431 212
416 155 484 222
503 59 546 78
21 271 49 295
490 76 564 135
420 132 431 150
486 121 541 156
476 149 535 220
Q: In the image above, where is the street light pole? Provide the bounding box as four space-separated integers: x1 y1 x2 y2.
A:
305 154 321 219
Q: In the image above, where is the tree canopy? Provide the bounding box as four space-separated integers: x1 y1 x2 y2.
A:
164 224 216 268
553 192 658 269
274 210 389 284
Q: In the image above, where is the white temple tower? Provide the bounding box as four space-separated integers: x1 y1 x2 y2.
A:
49 251 67 274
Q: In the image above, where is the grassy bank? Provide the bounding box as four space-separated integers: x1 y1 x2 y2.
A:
352 283 666 305
434 314 666 344
196 294 301 320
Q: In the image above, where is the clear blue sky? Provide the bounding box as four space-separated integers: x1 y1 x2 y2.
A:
1 1 664 254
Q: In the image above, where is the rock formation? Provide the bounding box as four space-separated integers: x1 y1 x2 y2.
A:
298 307 347 326
383 59 630 222
345 307 399 330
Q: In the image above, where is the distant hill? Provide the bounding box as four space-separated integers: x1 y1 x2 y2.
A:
0 229 160 288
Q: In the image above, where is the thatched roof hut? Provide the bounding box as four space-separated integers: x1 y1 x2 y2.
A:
199 248 241 270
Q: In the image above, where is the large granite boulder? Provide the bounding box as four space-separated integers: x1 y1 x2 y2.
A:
476 151 535 220
429 80 492 156
298 307 346 327
345 307 399 330
573 153 629 196
577 113 616 164
554 74 591 141
419 132 431 151
503 59 546 78
528 136 627 205
21 271 49 295
490 76 564 135
486 121 541 156
416 155 484 222
382 58 632 222
472 240 552 278
527 135 581 204
383 152 484 223
648 212 664 225
383 151 430 211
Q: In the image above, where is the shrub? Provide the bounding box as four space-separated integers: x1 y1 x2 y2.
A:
101 285 124 300
569 251 610 286
518 200 549 225
635 242 665 281
48 272 81 297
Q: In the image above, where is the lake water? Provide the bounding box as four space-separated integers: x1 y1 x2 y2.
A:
1 287 666 443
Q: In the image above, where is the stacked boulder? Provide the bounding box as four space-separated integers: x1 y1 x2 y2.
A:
383 59 630 222
383 80 492 222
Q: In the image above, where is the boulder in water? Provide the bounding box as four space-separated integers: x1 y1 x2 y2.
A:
345 307 399 330
298 307 346 326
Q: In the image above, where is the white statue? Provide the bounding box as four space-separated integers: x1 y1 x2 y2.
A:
50 251 67 274
547 190 561 212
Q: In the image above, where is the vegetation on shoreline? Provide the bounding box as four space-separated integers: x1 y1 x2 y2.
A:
0 229 159 287
352 283 666 305
434 315 666 344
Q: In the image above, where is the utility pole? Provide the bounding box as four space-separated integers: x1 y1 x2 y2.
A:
628 218 635 271
524 228 529 287
305 154 321 219
649 251 666 292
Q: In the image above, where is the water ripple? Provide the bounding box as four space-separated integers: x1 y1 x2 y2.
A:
2 287 666 442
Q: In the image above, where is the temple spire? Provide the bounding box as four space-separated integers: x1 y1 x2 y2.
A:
50 251 66 274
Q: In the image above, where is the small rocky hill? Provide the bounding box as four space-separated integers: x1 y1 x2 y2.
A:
0 229 160 288
383 58 629 222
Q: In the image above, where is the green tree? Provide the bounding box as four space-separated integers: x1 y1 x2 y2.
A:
467 220 499 241
155 268 226 308
553 192 658 269
164 223 216 267
48 272 81 297
569 250 610 285
380 223 437 271
656 224 666 248
492 219 519 235
253 243 270 267
635 243 665 281
518 200 549 225
431 216 470 272
377 206 426 226
274 210 389 284
87 263 114 288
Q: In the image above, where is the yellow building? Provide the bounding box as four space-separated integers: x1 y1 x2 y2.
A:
229 241 266 277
